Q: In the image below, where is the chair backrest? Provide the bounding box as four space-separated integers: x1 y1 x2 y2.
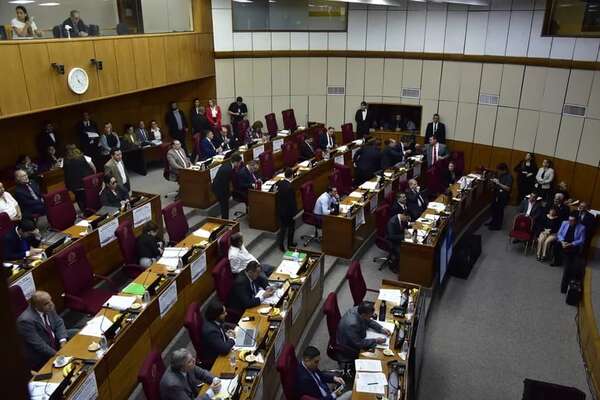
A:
329 170 343 195
341 123 354 144
137 350 165 400
83 173 104 213
192 133 202 159
115 219 138 265
300 182 317 214
259 150 275 180
265 113 278 136
346 260 367 306
384 190 395 206
0 212 13 260
283 141 299 168
513 214 533 233
333 163 352 195
55 242 95 297
43 188 76 230
184 302 205 362
276 344 299 400
212 258 234 303
8 285 28 317
323 292 341 349
282 109 297 131
450 151 465 175
218 228 233 260
162 201 189 243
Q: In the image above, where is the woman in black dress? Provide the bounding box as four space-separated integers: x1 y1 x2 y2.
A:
514 152 537 201
63 144 95 213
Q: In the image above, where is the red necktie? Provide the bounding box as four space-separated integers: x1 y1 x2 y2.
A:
432 145 437 164
44 314 57 350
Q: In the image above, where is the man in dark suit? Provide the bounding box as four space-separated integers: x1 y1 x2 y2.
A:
319 127 336 151
380 139 404 169
550 193 570 222
99 174 129 208
236 160 261 196
3 219 42 261
387 212 408 269
17 291 71 371
518 193 544 222
390 192 409 218
425 136 449 168
38 121 59 158
61 10 89 37
211 153 242 219
134 121 152 145
552 214 586 285
353 140 381 185
77 112 100 156
166 101 189 153
212 126 233 152
354 101 372 139
136 221 163 267
200 131 218 159
406 179 427 220
228 261 274 312
276 168 298 251
299 137 316 161
13 169 45 219
295 346 351 400
201 299 235 367
337 302 391 357
577 202 596 235
191 99 211 135
425 113 446 144
160 348 220 400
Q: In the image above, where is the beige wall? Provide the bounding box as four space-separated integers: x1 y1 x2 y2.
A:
215 57 600 168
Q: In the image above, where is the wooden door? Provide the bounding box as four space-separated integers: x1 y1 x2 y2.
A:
19 43 57 111
93 39 120 97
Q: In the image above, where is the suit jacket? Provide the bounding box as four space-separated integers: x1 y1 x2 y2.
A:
38 131 59 155
64 157 93 192
212 133 233 152
166 109 188 138
553 203 570 222
295 362 336 400
390 201 409 218
578 211 596 233
276 179 297 220
135 128 151 144
104 159 130 190
136 233 162 259
167 148 191 180
406 188 427 220
100 186 129 208
386 215 407 245
337 307 385 353
201 320 235 365
557 222 586 248
353 145 381 176
237 166 260 192
354 109 372 137
425 122 446 143
17 305 67 370
319 132 336 150
200 137 218 159
442 169 460 187
191 108 211 134
380 146 404 169
424 143 449 168
159 366 214 400
518 199 544 222
77 120 99 150
228 272 267 312
299 141 316 161
535 167 554 190
211 162 233 200
3 228 31 260
14 182 45 218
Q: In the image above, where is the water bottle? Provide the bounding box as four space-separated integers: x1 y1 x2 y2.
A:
142 290 151 306
229 352 237 369
292 251 299 262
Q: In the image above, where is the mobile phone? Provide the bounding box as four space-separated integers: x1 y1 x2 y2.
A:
32 372 53 381
241 316 255 322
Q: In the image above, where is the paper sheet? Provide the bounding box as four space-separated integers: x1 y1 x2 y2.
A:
80 315 113 338
378 288 402 305
366 321 396 349
348 191 363 198
275 260 301 276
157 257 180 268
98 218 118 247
103 295 136 311
334 155 344 165
355 372 387 394
193 228 211 238
355 359 383 372
76 220 90 227
298 160 311 168
272 138 284 152
190 252 207 283
29 382 59 399
158 281 178 318
258 287 285 306
253 144 265 160
11 272 36 300
214 376 239 399
162 247 190 258
359 181 378 190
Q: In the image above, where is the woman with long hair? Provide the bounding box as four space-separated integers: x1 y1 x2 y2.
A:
11 6 42 39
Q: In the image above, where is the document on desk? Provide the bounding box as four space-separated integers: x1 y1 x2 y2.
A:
253 144 265 160
159 281 178 318
366 321 396 349
275 259 301 276
355 359 383 372
80 315 113 338
378 288 403 304
298 160 311 168
162 247 190 258
98 217 119 247
29 382 59 399
258 287 285 305
359 181 378 190
348 191 363 199
157 257 180 268
193 228 212 238
214 376 239 399
273 138 284 152
190 252 207 283
103 295 136 311
355 372 387 394
133 202 152 228
11 271 36 300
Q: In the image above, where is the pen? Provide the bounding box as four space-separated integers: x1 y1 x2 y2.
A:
368 383 378 385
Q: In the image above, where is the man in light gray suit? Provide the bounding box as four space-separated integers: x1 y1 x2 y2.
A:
166 140 192 181
425 135 448 168
336 302 392 360
17 291 71 371
160 348 221 400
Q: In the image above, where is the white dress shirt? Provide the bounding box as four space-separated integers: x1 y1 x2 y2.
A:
433 122 438 133
228 245 258 274
0 192 19 220
116 160 127 184
525 201 534 217
314 192 337 216
361 110 367 120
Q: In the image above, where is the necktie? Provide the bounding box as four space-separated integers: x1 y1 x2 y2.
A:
251 280 257 295
541 169 546 179
44 314 57 349
432 145 437 164
141 129 147 141
434 123 437 133
27 184 39 201
312 371 329 397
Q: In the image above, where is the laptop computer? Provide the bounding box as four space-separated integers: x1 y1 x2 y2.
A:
103 312 127 343
43 237 67 258
234 327 256 348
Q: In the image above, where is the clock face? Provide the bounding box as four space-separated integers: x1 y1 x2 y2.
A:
67 67 89 95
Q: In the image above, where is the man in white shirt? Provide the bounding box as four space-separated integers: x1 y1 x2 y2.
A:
104 148 130 192
228 233 273 280
0 182 21 221
314 187 339 223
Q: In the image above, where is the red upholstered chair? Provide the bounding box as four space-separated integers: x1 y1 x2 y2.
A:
341 123 354 144
115 220 146 278
372 204 393 270
218 228 233 260
43 188 76 230
137 350 165 400
329 170 344 196
398 179 409 193
450 151 465 175
333 163 353 196
282 109 298 131
259 150 275 180
425 163 444 196
508 215 534 255
383 190 396 207
323 292 356 364
211 258 240 322
0 212 14 260
265 113 279 136
235 119 250 140
276 343 299 400
162 201 189 244
283 141 299 168
346 260 378 306
82 173 103 214
299 181 321 247
184 302 213 367
9 285 28 317
55 242 114 314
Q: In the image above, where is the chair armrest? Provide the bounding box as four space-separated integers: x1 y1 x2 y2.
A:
366 288 379 293
93 273 117 290
63 293 86 309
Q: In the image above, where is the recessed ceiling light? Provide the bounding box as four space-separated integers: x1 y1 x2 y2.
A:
8 0 36 4
39 2 61 5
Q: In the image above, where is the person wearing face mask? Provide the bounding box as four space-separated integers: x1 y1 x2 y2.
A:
3 218 42 261
406 179 427 220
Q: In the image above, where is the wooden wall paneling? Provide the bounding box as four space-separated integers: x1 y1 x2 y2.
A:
552 158 576 189
18 43 57 111
0 46 30 116
192 0 213 33
93 39 120 97
490 146 513 171
164 36 181 82
148 36 168 87
179 35 195 81
114 39 138 93
447 139 473 172
131 38 153 89
510 149 527 203
470 143 493 170
571 163 599 205
592 169 600 210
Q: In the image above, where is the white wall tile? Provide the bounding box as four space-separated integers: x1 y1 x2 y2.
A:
493 107 518 148
308 58 328 96
215 59 235 99
408 1 426 11
555 116 584 162
514 110 539 152
327 58 346 87
474 105 498 145
326 96 345 130
290 32 308 50
566 70 594 106
499 64 524 107
424 11 447 53
444 12 467 54
440 61 461 102
512 0 534 10
272 96 290 128
233 32 252 51
309 32 328 50
480 63 503 96
347 9 367 50
534 112 560 157
455 102 477 142
420 99 439 136
520 66 546 110
252 59 272 97
233 59 253 97
212 8 233 51
527 11 551 58
427 2 447 11
271 58 290 96
491 0 512 10
366 10 387 51
506 11 533 57
346 58 366 96
438 100 458 139
345 95 363 127
573 38 600 62
252 33 271 51
587 71 600 119
421 61 442 100
485 11 509 56
328 33 347 50
405 11 426 52
540 68 569 114
464 12 488 55
577 118 600 167
290 95 309 126
252 97 271 125
448 3 469 11
534 0 547 10
308 96 327 124
383 59 403 98
550 38 575 60
385 11 407 51
402 59 423 89
365 59 385 97
290 58 309 96
459 62 483 103
271 32 290 51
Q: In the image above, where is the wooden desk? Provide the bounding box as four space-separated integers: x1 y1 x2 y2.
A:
8 192 162 311
398 175 493 287
32 219 239 400
123 144 165 176
179 130 304 209
351 279 422 400
200 249 325 400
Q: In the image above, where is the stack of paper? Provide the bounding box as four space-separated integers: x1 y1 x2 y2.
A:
76 220 90 227
378 288 402 305
276 260 302 276
355 359 383 372
162 247 190 258
336 145 348 153
157 257 180 268
298 160 311 168
193 228 211 238
80 315 113 337
348 191 363 199
427 202 446 212
424 213 440 221
258 287 285 306
359 181 378 191
366 321 395 349
339 204 352 215
355 372 387 394
103 295 136 311
278 130 290 135
352 139 364 145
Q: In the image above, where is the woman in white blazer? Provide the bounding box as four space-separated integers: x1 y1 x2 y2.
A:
535 159 554 204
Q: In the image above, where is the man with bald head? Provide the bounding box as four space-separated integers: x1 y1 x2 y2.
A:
13 169 45 219
17 291 69 371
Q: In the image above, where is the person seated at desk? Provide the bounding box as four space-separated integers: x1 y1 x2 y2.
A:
62 9 89 37
104 148 130 192
17 291 71 372
296 346 351 400
228 233 273 282
519 193 544 222
135 121 152 146
406 179 427 221
100 174 129 208
551 212 586 268
122 124 140 150
300 136 316 161
11 5 42 39
337 302 391 358
0 181 22 221
14 169 45 219
353 140 381 185
136 222 163 267
319 127 336 151
39 145 61 172
212 126 233 152
314 186 339 223
536 208 561 262
3 218 42 261
160 348 221 400
99 122 121 156
228 261 275 312
200 131 219 159
201 299 236 366
425 136 448 168
549 192 570 222
15 154 39 179
249 121 266 141
390 192 409 219
381 139 404 169
77 112 100 156
167 140 192 181
237 160 262 194
149 120 162 142
442 161 461 187
555 181 575 206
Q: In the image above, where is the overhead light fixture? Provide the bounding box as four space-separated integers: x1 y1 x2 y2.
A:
233 0 254 3
39 2 61 5
8 0 36 4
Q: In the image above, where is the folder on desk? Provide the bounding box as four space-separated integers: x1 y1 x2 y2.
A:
122 282 146 296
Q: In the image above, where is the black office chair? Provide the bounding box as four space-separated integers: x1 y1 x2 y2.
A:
116 23 130 35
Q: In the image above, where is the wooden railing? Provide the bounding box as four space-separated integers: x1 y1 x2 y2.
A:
578 267 600 397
